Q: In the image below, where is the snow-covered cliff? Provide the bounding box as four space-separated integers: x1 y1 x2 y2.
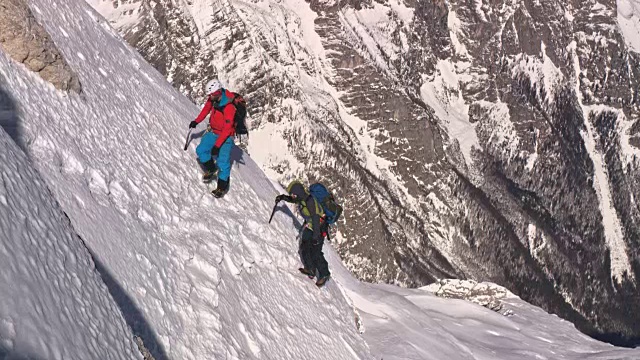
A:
1 0 640 358
87 0 640 344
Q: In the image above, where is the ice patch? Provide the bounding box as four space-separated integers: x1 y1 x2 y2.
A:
61 151 85 174
526 129 540 171
342 1 413 67
476 100 521 161
527 223 546 260
88 168 108 195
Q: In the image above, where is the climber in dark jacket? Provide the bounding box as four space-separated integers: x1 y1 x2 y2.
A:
276 180 331 287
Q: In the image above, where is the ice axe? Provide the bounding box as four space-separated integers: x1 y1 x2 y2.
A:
268 199 281 224
183 128 192 151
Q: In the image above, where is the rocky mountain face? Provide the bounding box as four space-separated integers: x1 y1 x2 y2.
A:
87 0 640 345
0 0 81 93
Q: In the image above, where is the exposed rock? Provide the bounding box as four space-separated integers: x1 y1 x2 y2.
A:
424 279 513 314
0 0 81 93
134 336 155 360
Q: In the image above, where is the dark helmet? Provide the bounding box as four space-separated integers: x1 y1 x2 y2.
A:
286 180 308 200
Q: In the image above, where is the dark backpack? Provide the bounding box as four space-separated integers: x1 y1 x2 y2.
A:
309 183 342 225
231 94 248 138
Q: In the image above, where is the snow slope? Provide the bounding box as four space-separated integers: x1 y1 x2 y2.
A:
85 0 640 343
0 129 140 358
0 0 371 359
2 0 640 359
326 248 640 360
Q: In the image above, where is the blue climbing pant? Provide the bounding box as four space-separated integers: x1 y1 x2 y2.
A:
196 132 234 181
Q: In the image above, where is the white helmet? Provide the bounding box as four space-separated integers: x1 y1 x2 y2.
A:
205 79 223 94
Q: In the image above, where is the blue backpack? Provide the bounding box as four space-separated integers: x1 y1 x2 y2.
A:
309 183 343 225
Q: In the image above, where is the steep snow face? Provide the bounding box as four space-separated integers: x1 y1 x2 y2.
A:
88 0 464 290
419 59 479 168
88 0 640 345
0 128 140 359
3 0 640 357
3 76 640 360
0 0 372 359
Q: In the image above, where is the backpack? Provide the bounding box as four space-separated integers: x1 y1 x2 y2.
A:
309 183 342 225
231 93 248 138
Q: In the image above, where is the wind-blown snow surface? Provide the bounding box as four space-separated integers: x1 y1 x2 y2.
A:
0 130 140 359
0 0 371 359
2 99 638 359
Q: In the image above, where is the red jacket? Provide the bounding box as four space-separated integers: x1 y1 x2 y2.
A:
194 89 237 148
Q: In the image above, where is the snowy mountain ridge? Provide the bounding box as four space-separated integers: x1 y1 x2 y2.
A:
87 0 640 345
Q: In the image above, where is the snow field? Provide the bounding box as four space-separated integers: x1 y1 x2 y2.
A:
0 128 141 359
326 246 640 360
222 1 639 355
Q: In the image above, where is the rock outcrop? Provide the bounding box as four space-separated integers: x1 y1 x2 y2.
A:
0 0 81 93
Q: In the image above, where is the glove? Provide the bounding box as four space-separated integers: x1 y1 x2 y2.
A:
189 121 198 129
211 146 220 157
275 194 286 203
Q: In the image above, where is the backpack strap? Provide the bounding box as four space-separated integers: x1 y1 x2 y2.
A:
232 93 244 104
310 195 324 217
298 194 324 220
